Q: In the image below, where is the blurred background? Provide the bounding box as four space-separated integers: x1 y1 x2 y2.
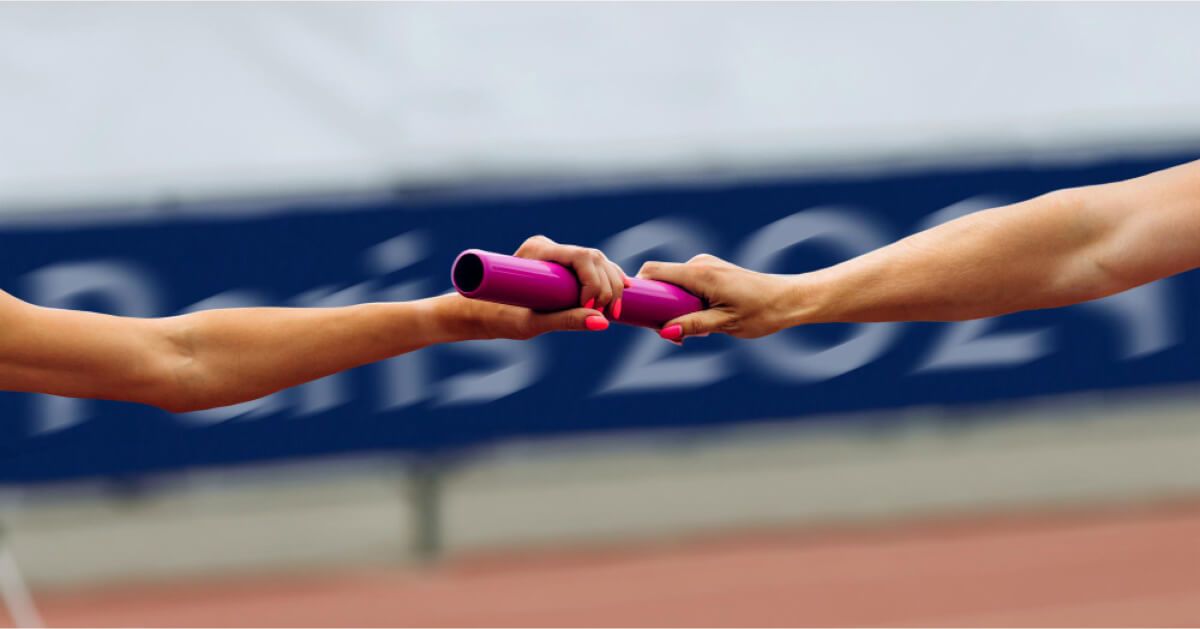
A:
1 2 1200 626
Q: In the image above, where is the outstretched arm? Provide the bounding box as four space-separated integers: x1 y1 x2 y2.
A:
0 236 624 412
640 159 1200 340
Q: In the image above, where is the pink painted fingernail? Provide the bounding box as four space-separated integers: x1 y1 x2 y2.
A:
583 297 595 310
585 315 609 331
659 324 683 341
612 298 622 320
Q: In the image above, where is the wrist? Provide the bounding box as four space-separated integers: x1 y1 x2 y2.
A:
422 294 492 344
775 271 835 328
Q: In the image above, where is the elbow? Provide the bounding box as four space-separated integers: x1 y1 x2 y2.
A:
142 362 208 414
1083 247 1141 301
144 369 228 414
153 399 197 415
1042 186 1136 301
151 392 244 415
144 356 239 414
140 318 212 414
142 324 266 414
150 391 206 415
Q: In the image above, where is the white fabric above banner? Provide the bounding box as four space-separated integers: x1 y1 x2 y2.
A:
2 2 1199 211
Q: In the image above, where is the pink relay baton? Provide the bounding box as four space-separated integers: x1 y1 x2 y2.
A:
451 249 703 328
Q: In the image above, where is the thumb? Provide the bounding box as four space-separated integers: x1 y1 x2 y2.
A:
658 309 731 342
529 307 610 335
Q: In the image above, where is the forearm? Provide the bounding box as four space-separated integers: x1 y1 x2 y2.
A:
154 294 482 411
789 189 1124 324
0 294 486 412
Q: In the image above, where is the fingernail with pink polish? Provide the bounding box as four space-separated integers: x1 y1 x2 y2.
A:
585 315 609 331
583 297 595 310
659 324 683 341
612 298 623 320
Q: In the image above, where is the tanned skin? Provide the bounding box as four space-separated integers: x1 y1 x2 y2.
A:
639 159 1200 341
0 236 626 413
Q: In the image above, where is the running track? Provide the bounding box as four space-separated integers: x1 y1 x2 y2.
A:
19 502 1200 627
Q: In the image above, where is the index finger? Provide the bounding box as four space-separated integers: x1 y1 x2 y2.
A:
637 261 708 294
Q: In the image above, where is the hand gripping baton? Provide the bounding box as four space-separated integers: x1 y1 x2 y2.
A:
451 249 703 328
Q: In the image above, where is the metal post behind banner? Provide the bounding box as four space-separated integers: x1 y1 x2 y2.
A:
406 457 446 564
0 525 42 628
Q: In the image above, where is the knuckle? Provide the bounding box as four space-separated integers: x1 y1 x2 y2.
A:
688 253 717 265
519 235 547 250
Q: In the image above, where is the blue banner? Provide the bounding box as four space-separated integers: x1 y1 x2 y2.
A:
1 152 1197 483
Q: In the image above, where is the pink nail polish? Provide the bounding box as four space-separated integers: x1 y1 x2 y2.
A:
583 297 595 310
612 298 622 320
585 315 609 331
659 324 683 341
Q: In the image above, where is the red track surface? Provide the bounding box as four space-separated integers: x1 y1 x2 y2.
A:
18 503 1200 627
